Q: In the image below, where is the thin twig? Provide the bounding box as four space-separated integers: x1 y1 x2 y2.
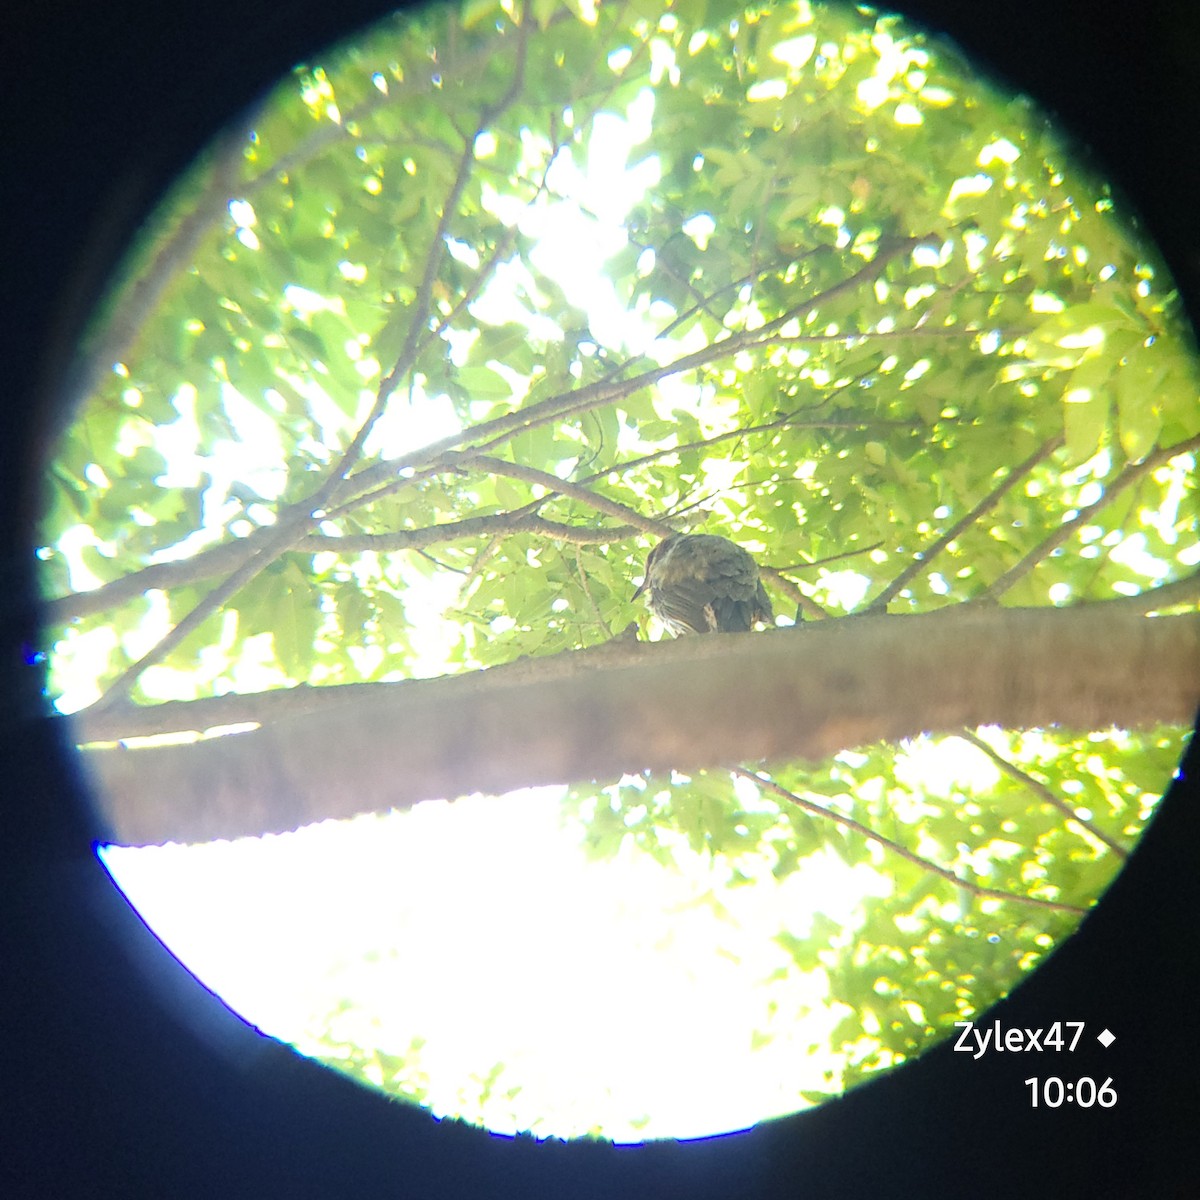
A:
750 324 983 350
956 730 1129 860
986 432 1200 601
306 513 639 554
460 533 503 592
458 454 666 534
868 435 1064 612
84 27 533 713
571 545 612 638
737 767 1089 915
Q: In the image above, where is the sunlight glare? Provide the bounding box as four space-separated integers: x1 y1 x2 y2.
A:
97 785 875 1140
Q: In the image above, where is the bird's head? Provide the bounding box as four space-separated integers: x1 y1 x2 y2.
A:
632 534 681 601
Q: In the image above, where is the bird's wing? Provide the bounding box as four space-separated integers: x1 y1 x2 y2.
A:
700 540 773 625
754 579 774 624
650 575 721 634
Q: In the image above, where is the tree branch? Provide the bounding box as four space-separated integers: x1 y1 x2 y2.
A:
1087 570 1200 613
75 603 1200 845
339 25 529 484
456 453 667 534
41 399 886 626
737 768 1088 914
82 504 319 714
868 435 1064 612
45 242 924 627
986 432 1200 601
79 38 534 714
955 729 1129 860
61 120 251 422
55 25 510 447
309 513 639 554
338 233 932 503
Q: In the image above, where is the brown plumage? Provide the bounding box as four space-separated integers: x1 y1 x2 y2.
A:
634 533 773 635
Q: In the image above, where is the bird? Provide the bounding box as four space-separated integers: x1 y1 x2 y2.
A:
633 533 774 635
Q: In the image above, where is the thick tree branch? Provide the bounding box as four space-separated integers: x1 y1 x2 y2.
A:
71 572 1200 741
43 535 262 623
75 604 1200 846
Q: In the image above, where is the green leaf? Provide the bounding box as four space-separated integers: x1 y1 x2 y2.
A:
1115 367 1163 461
1062 393 1109 464
458 365 514 401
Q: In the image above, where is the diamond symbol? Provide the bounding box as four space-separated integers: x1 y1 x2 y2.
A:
1097 1028 1115 1048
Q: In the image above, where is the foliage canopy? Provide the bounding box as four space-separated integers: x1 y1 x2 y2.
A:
42 0 1198 1137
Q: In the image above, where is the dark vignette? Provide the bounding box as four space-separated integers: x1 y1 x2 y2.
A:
3 2 1197 1196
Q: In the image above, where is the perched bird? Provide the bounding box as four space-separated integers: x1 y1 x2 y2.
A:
634 533 774 635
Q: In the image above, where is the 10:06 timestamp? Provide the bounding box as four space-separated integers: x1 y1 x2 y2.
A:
1024 1077 1117 1108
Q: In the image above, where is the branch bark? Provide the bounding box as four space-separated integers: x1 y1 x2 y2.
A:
76 604 1200 846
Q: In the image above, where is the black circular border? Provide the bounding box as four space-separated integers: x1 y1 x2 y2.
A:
5 2 1198 1195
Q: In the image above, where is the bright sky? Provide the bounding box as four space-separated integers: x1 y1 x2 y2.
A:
101 787 890 1140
